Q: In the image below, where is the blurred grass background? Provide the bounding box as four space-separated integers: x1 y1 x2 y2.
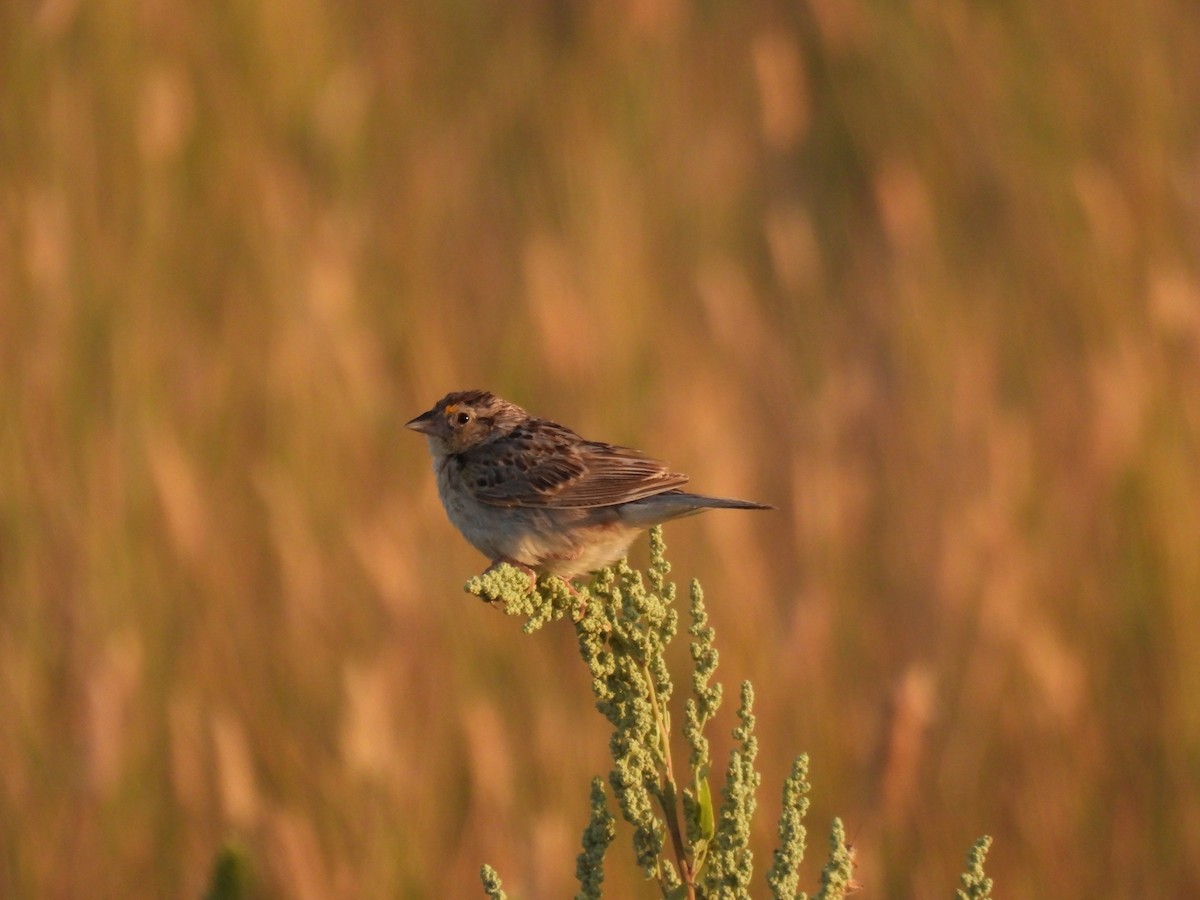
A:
2 0 1199 897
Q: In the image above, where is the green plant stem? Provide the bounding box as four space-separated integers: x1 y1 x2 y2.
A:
644 660 696 898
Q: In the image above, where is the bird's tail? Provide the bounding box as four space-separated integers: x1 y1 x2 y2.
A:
618 490 774 526
673 492 773 511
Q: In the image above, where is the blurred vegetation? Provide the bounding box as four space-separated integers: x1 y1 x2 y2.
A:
1 0 1198 897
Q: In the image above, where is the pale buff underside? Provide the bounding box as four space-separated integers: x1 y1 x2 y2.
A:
434 454 709 578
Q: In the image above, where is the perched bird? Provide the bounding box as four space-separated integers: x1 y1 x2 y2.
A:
406 390 772 580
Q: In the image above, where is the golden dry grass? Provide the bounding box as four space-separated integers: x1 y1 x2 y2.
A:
2 1 1199 897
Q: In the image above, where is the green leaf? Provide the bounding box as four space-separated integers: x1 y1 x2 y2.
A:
697 774 716 843
203 842 251 900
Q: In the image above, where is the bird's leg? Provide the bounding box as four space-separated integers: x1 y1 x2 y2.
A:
560 577 594 622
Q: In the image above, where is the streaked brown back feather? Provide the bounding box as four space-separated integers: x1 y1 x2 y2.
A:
457 418 689 509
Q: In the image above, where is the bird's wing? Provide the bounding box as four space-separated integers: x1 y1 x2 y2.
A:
459 421 688 509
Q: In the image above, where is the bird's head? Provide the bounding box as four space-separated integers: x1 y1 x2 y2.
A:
405 390 525 456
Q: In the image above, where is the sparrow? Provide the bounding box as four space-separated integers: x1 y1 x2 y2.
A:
406 390 772 580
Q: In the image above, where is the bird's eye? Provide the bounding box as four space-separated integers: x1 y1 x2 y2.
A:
454 411 472 426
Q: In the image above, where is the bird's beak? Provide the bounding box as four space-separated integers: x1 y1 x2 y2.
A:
404 408 439 436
